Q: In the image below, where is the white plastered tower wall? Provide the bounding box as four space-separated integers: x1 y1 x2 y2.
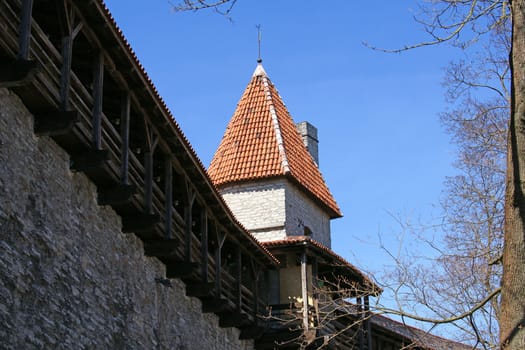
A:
219 177 332 247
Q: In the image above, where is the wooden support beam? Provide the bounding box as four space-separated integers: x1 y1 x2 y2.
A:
236 247 242 312
357 296 364 350
214 231 227 296
143 239 177 258
218 311 249 328
166 261 198 279
184 184 196 262
364 295 373 350
164 157 173 239
250 259 261 318
59 34 73 111
185 282 215 297
70 149 108 172
200 211 209 282
144 150 153 214
34 110 78 136
120 93 131 184
59 5 82 111
301 250 309 331
122 213 159 233
142 124 158 214
92 51 104 149
18 0 34 60
239 325 265 340
0 58 38 87
201 297 230 313
97 184 135 206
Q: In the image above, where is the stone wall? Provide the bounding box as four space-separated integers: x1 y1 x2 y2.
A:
0 88 254 350
220 180 287 242
219 179 331 247
285 184 331 248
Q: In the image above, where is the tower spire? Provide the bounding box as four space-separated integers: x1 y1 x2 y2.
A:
256 24 262 63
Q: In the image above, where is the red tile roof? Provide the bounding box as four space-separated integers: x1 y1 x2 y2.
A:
208 64 342 218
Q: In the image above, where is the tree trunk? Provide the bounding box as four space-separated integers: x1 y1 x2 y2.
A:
500 0 525 348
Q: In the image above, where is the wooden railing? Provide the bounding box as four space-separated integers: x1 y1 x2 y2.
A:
0 0 271 333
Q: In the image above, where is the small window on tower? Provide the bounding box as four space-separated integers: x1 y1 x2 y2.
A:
304 226 312 236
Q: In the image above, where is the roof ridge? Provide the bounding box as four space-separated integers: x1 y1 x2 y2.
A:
262 75 291 174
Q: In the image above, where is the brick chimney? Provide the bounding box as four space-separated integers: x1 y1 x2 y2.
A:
296 121 319 166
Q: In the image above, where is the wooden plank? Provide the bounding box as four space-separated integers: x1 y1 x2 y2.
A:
120 93 130 184
92 51 104 149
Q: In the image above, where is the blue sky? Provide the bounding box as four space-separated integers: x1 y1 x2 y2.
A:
104 0 462 289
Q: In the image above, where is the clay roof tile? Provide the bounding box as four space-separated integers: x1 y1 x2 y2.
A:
208 63 342 218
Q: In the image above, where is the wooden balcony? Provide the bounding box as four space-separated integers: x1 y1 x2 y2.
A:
0 0 276 338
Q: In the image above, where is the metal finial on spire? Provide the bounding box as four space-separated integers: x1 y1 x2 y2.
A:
256 24 262 63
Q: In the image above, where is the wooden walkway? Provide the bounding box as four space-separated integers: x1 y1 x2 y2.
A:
0 0 277 338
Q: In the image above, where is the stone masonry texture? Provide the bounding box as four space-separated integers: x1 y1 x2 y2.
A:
220 179 331 247
0 88 254 350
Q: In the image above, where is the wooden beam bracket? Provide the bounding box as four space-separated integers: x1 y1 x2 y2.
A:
0 58 38 87
201 297 230 314
166 261 198 279
97 184 136 206
239 325 265 340
122 213 159 233
70 149 109 172
34 110 79 136
143 239 178 258
218 311 250 328
185 282 215 298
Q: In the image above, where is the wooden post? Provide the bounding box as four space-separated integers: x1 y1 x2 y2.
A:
18 0 34 60
357 296 364 350
236 247 242 313
92 51 104 149
143 125 158 214
144 150 153 213
184 183 196 262
59 34 73 111
214 231 226 296
59 16 82 111
164 157 173 239
120 93 130 184
364 295 372 350
300 251 308 331
312 257 318 298
200 211 209 282
250 259 261 319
